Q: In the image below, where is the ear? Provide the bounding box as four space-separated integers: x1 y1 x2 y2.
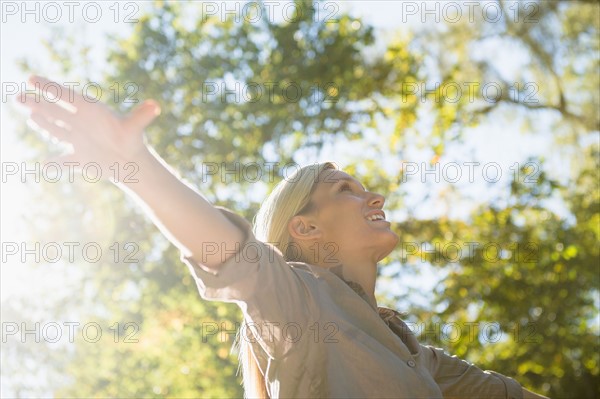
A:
288 215 322 242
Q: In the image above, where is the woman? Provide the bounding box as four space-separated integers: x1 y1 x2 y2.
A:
19 76 548 398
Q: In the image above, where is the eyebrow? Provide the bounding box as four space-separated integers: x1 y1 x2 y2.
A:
327 176 366 191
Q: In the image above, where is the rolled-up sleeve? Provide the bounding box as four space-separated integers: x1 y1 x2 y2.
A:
179 207 316 358
421 344 523 399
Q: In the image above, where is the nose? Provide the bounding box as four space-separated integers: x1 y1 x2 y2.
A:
367 192 385 208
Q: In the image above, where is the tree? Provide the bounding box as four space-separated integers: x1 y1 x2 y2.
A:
6 1 597 398
375 1 599 397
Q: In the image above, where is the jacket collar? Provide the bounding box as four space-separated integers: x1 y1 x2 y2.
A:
290 261 379 311
325 265 419 355
289 262 418 354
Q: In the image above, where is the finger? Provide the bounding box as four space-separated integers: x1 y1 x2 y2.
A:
20 93 77 123
16 90 46 109
122 100 161 133
29 112 72 143
43 153 83 171
27 75 87 110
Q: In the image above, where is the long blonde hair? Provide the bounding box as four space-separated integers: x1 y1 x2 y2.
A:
233 162 338 399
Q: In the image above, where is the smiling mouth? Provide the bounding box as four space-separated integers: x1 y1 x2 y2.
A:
366 213 386 222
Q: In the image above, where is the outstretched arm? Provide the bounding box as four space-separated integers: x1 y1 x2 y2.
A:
20 75 316 358
19 75 244 270
421 344 550 399
523 387 550 399
116 144 246 269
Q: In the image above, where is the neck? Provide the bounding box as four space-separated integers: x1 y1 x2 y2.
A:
327 259 378 309
301 241 381 309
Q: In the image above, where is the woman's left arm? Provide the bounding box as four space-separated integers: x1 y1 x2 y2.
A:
523 387 550 399
420 344 549 399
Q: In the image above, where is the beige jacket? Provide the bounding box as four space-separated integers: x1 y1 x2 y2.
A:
181 208 523 398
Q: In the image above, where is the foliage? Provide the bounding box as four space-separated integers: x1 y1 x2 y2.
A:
6 1 598 398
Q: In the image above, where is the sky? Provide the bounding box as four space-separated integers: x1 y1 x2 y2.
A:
0 1 577 396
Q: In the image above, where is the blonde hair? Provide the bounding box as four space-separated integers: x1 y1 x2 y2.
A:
233 162 338 399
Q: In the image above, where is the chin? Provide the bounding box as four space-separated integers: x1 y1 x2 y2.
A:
384 229 400 246
375 232 400 261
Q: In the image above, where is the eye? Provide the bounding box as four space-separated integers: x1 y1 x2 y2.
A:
338 182 352 192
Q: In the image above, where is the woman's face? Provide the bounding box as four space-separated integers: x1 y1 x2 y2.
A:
296 168 399 265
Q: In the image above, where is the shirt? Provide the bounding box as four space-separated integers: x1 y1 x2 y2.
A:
180 207 523 399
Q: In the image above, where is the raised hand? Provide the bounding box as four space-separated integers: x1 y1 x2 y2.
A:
18 75 161 178
17 76 244 269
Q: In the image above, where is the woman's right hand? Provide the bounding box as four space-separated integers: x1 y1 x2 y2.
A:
18 75 161 176
19 76 245 269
